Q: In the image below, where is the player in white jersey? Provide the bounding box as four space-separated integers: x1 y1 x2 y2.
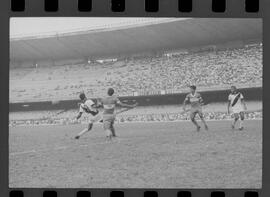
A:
74 92 102 139
227 86 247 130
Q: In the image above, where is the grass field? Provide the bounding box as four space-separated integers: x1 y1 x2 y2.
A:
9 120 262 188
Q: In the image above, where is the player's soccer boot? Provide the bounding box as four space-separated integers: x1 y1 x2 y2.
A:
196 126 201 132
239 126 244 131
75 135 80 139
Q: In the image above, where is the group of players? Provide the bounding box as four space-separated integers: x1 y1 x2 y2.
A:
74 88 137 140
74 85 247 140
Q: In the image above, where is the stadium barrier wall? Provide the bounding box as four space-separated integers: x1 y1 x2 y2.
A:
9 87 262 112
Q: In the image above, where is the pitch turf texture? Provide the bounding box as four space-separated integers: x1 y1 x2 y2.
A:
9 120 262 188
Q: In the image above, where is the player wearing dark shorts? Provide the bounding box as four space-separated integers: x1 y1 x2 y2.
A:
100 88 136 140
183 85 208 131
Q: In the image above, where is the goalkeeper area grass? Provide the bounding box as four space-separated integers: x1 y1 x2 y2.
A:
9 120 262 188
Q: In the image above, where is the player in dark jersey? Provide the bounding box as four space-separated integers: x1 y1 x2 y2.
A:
74 92 102 139
100 88 137 140
183 85 208 131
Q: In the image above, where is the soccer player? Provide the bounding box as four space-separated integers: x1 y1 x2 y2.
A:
227 86 247 130
100 88 137 140
183 85 208 131
74 92 102 139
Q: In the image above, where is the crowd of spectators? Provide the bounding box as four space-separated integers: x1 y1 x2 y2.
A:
9 109 262 127
116 111 262 123
10 43 262 102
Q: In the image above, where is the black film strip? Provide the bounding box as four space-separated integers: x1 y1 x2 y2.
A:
1 0 268 197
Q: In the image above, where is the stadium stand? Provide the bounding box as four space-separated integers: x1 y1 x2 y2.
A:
9 110 262 127
10 43 262 102
9 102 262 127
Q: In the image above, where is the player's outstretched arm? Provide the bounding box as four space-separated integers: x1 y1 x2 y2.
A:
118 101 137 108
95 98 103 108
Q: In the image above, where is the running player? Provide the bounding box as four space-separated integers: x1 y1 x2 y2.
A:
183 85 208 131
100 88 137 140
227 86 247 130
74 92 102 139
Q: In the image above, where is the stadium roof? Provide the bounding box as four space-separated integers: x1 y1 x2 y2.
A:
10 18 262 63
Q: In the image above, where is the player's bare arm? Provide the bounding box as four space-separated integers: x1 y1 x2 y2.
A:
198 95 204 105
227 100 231 114
117 100 137 108
242 98 247 110
183 97 188 111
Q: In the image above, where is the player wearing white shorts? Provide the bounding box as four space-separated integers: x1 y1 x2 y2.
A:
74 92 102 139
227 86 247 130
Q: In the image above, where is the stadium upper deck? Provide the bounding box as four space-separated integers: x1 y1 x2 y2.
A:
10 44 262 102
10 18 262 66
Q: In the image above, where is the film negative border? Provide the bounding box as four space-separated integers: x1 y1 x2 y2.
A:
10 0 260 13
1 0 270 197
7 189 262 197
8 0 263 16
6 189 260 197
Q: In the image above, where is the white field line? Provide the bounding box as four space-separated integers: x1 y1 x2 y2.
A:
10 144 88 156
9 139 127 156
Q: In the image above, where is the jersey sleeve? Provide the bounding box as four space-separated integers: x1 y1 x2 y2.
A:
85 100 95 108
228 94 231 101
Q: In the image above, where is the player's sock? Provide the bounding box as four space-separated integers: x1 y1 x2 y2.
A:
191 119 198 126
75 128 88 139
111 128 117 137
200 118 208 130
75 123 93 139
192 120 200 132
191 119 200 130
232 119 237 129
88 123 93 130
239 120 244 130
105 129 112 139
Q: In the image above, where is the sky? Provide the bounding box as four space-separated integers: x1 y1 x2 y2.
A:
10 17 184 38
